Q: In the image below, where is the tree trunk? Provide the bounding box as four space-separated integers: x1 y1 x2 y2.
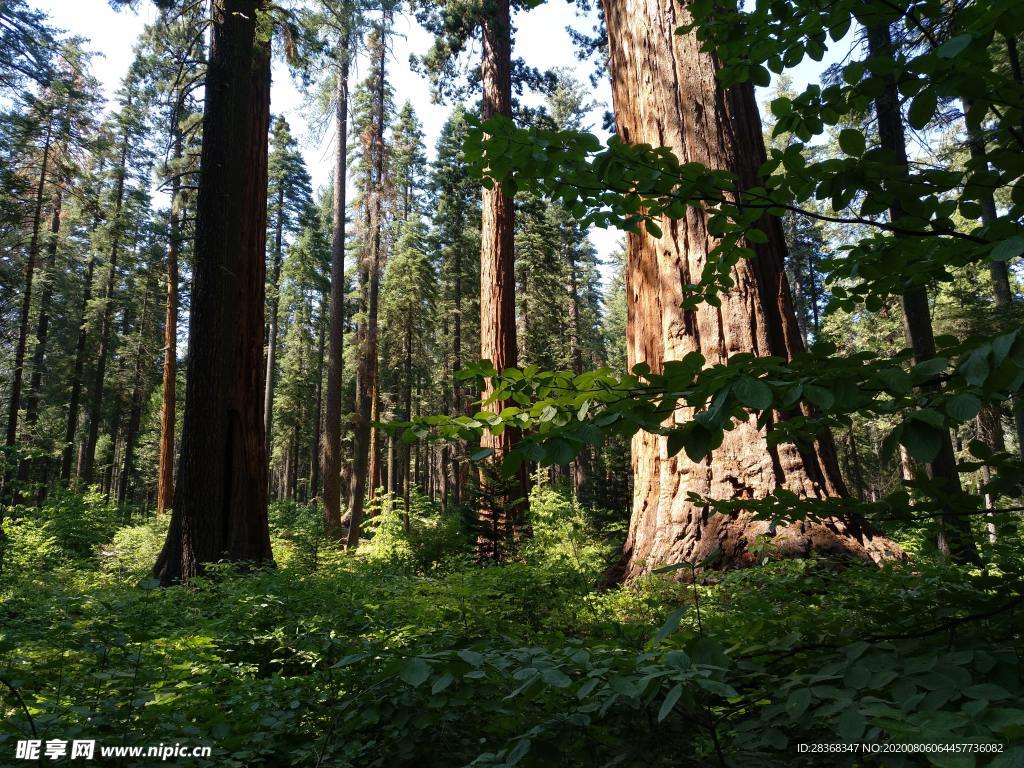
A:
478 0 527 560
347 23 387 549
867 21 977 563
154 0 274 584
566 248 590 496
311 308 325 498
962 96 1023 457
601 0 900 579
6 108 53 450
118 289 150 507
157 124 183 515
62 233 98 482
24 190 61 434
82 121 131 485
263 184 285 461
323 34 351 533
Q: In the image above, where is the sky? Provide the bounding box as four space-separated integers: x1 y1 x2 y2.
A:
29 0 841 274
31 0 625 262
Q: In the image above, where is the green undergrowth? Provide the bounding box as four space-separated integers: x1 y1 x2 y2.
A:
1 485 1022 767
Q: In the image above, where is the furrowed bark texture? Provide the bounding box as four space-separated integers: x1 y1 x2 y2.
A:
602 0 900 580
478 0 528 559
154 0 273 584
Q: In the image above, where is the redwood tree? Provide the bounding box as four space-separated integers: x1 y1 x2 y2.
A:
601 0 899 579
154 0 274 584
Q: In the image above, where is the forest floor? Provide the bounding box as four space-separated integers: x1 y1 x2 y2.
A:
0 484 1021 767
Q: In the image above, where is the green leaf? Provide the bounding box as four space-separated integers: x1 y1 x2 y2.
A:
838 706 865 741
431 672 454 694
469 447 494 462
838 128 866 157
878 367 913 395
787 688 812 719
937 34 971 59
734 376 772 410
963 684 1012 701
992 236 1024 262
658 683 684 722
400 657 431 688
944 393 982 422
804 384 835 410
908 88 937 130
653 607 688 644
900 418 943 463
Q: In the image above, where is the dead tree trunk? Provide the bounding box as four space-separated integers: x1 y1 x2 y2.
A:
601 0 900 579
154 0 274 584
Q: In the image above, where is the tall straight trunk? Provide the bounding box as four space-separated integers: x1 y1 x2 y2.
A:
867 21 977 563
118 290 150 506
347 24 387 549
566 248 589 495
601 0 900 579
452 236 465 505
154 0 274 584
17 188 62 494
323 33 351 532
368 388 380 499
478 0 527 560
82 122 131 485
403 308 413 521
311 309 325 497
157 131 182 515
6 108 53 449
263 184 285 460
62 235 98 482
24 189 62 432
961 96 1023 456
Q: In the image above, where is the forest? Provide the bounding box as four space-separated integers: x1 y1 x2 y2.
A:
0 0 1022 763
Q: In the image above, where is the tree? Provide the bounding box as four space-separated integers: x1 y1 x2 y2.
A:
865 18 977 562
264 116 313 463
346 18 392 548
300 0 361 532
428 105 481 506
380 216 435 522
154 0 274 584
80 81 149 486
132 3 206 515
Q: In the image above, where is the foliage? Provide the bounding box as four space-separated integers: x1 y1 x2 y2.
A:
1 487 1022 767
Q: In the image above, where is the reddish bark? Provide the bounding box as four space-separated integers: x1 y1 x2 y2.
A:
601 0 900 579
477 0 528 560
154 0 274 584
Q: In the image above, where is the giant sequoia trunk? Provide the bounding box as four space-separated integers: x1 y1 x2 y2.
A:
154 0 274 584
602 0 899 579
477 0 527 559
